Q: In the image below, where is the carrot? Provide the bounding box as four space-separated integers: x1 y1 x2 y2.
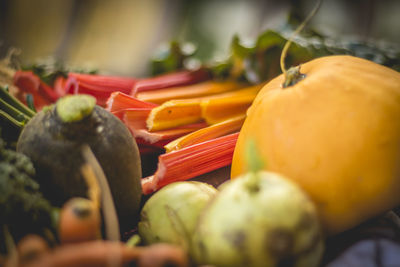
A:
17 241 189 267
58 197 101 244
57 152 103 245
20 241 141 267
16 234 50 266
137 243 189 267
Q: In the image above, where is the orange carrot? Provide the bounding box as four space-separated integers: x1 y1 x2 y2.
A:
137 243 189 267
58 197 101 244
21 241 141 267
19 241 189 267
16 234 50 265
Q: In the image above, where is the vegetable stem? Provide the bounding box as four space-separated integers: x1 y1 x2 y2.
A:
56 95 96 123
280 0 322 76
0 86 35 117
81 145 120 242
142 132 239 194
0 86 35 128
282 66 306 88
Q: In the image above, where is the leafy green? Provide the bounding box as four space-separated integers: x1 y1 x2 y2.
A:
150 29 400 84
22 58 97 86
150 41 198 76
0 138 57 254
222 30 315 83
0 86 35 146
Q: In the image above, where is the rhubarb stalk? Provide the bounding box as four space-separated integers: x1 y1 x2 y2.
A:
131 69 211 97
136 81 243 104
141 132 239 194
164 115 245 152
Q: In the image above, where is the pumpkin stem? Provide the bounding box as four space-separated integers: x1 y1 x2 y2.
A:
282 65 306 88
280 0 322 76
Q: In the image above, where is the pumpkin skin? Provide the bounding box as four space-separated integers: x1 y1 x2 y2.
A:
231 55 400 235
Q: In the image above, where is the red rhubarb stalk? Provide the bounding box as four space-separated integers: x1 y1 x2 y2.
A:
131 69 210 96
69 73 137 106
105 92 204 152
69 73 136 94
13 70 59 111
141 132 239 194
53 76 80 97
106 92 157 114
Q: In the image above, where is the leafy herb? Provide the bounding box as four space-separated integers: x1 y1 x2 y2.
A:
0 138 57 254
151 30 400 83
151 41 198 76
0 86 35 146
22 58 97 87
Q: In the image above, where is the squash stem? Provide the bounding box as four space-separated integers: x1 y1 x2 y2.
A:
282 66 306 88
280 0 322 75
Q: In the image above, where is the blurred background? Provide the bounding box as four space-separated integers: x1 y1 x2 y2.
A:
0 0 398 77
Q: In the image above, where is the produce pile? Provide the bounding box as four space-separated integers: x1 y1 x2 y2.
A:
1 25 400 267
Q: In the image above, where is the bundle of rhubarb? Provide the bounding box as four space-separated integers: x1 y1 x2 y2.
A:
6 64 263 195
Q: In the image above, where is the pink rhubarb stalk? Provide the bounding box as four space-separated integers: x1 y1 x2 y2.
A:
131 69 210 96
141 132 239 194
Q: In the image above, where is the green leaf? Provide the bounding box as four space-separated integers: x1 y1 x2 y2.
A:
151 41 198 76
224 30 314 84
23 59 97 86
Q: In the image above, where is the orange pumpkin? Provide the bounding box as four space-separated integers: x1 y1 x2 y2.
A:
231 55 400 235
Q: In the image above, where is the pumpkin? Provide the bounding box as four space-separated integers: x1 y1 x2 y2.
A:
231 55 400 235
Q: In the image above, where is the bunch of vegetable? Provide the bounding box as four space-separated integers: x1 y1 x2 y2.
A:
1 7 400 265
3 26 399 196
